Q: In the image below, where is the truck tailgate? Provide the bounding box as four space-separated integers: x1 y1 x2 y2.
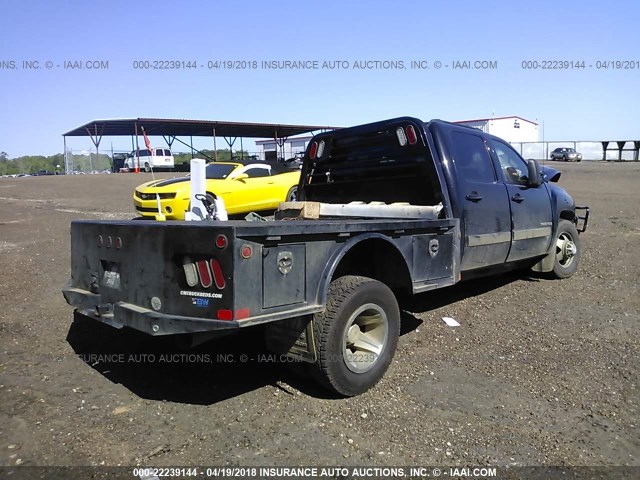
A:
63 220 237 335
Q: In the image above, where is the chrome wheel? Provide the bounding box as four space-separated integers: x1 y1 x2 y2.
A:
286 186 297 202
342 303 388 374
556 232 577 268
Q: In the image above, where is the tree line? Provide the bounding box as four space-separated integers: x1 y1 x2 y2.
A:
0 149 250 175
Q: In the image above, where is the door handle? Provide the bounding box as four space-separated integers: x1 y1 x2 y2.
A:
511 193 524 203
465 192 483 202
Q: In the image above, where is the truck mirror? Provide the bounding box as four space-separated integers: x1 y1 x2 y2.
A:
527 159 542 187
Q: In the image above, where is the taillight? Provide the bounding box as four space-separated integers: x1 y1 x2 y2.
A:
217 309 233 321
316 140 325 158
309 141 318 159
406 125 417 145
183 256 226 290
115 237 123 250
210 258 226 289
396 127 407 146
196 260 212 288
183 258 198 287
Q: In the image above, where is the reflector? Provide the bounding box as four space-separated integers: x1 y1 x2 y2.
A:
215 234 227 249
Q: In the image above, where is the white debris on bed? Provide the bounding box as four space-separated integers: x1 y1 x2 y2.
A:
276 200 443 220
442 316 460 327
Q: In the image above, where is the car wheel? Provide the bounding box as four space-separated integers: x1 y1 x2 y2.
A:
311 275 400 396
144 162 151 172
549 220 581 279
286 186 297 202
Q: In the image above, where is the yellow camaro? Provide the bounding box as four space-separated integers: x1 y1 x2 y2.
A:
133 162 300 220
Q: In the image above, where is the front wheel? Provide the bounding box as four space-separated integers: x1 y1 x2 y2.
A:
311 275 400 396
550 220 581 279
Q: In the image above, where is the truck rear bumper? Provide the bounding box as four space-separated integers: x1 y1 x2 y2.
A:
63 286 241 336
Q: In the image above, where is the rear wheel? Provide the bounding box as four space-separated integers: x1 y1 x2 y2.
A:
311 275 400 396
286 186 297 202
144 162 151 172
550 220 581 279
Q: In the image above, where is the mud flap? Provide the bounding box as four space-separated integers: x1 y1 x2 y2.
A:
264 316 317 363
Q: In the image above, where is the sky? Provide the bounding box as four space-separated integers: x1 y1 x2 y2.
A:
0 0 638 157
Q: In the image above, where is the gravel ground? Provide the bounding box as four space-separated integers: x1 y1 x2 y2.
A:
0 162 638 473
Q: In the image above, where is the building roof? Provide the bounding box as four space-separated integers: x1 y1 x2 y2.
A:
63 118 340 139
455 116 538 126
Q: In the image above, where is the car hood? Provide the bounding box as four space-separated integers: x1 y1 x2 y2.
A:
138 177 229 191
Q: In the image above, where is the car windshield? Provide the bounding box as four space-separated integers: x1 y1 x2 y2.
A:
205 164 236 179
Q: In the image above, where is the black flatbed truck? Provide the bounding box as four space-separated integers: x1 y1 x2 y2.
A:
63 117 589 396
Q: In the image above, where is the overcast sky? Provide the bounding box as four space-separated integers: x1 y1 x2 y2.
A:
0 0 638 157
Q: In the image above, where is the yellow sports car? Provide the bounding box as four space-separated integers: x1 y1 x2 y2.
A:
133 161 300 220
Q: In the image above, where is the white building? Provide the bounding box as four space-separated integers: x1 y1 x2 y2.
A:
455 116 539 143
255 135 312 161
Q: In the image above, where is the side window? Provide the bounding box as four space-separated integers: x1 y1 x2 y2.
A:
139 150 149 157
244 167 270 178
489 139 528 184
450 131 496 183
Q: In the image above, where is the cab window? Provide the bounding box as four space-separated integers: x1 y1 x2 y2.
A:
450 131 496 183
489 139 528 185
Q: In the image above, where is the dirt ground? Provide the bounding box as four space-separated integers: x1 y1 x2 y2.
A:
0 162 638 473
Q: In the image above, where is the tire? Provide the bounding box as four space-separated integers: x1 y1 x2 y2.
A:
550 220 581 279
144 162 151 173
286 186 297 202
311 275 400 396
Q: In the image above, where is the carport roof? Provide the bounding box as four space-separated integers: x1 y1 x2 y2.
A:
63 118 340 139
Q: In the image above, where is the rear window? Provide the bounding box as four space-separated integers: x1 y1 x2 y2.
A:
302 122 442 206
450 131 496 184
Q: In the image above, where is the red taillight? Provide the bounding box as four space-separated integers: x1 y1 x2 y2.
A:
406 125 418 145
196 260 212 288
217 309 250 321
240 245 253 259
210 258 226 290
309 141 318 159
215 234 227 249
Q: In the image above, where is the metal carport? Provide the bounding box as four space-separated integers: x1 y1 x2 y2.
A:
62 118 340 173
